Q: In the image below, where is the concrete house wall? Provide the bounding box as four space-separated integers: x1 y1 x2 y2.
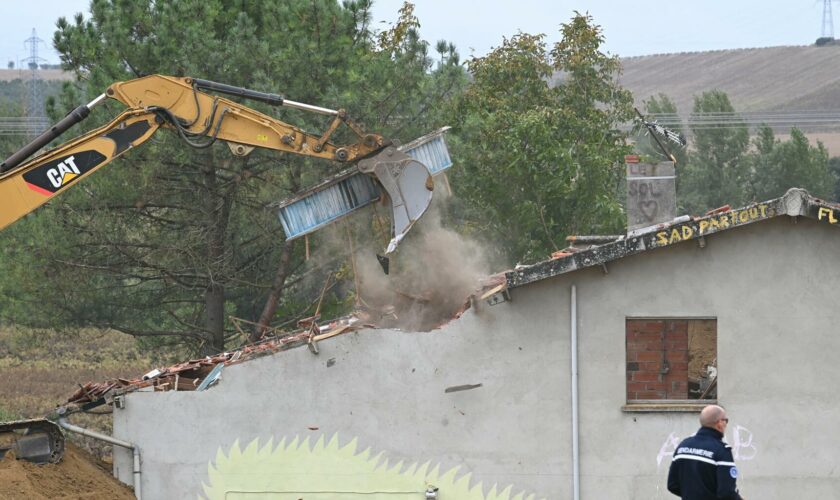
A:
112 216 840 499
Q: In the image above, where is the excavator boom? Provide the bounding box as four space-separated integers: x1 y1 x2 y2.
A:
0 108 160 230
0 75 439 463
0 75 434 247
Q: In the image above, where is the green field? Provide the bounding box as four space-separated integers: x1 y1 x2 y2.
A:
0 327 172 458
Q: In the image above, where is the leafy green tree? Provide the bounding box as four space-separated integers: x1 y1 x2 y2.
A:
0 0 462 354
829 156 840 201
746 126 833 201
0 98 26 160
679 90 749 214
450 13 633 263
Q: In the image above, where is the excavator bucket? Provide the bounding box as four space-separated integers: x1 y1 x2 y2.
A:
0 419 65 464
357 147 434 254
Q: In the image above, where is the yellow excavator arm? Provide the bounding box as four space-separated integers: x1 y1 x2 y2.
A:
0 76 438 464
0 75 433 250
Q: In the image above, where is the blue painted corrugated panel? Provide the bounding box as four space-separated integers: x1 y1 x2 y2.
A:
401 133 452 175
277 173 380 240
277 127 452 240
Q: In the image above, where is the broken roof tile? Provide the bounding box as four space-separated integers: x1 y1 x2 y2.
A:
64 190 838 409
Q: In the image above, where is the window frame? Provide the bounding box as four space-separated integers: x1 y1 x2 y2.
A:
623 316 718 413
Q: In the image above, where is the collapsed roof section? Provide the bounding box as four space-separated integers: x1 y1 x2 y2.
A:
63 188 838 409
507 188 840 289
63 272 508 409
65 315 364 408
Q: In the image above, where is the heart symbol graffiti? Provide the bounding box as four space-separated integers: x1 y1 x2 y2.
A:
639 200 658 220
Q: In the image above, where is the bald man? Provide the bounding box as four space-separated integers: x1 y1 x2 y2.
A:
667 405 744 500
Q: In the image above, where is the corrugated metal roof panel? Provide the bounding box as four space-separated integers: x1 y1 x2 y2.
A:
276 126 453 240
277 173 380 240
399 126 452 175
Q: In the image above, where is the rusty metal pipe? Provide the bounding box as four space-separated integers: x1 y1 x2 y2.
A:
565 235 622 244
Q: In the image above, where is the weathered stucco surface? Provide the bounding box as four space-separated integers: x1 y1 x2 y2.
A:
113 216 840 499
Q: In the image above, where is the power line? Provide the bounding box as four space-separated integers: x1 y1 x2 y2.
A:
2 111 840 136
639 111 840 131
0 117 50 135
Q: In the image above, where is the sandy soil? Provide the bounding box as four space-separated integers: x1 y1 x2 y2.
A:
0 442 134 499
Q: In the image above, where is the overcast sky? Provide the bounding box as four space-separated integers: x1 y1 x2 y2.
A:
0 0 828 66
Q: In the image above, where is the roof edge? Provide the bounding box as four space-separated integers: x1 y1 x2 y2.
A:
506 188 839 288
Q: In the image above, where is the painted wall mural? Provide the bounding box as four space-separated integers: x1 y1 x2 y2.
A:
203 434 545 500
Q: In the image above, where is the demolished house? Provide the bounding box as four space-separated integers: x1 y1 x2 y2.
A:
57 184 840 499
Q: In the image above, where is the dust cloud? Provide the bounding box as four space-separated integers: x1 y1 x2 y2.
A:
306 185 494 332
356 200 492 331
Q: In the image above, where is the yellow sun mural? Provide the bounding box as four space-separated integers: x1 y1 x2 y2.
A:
202 434 544 500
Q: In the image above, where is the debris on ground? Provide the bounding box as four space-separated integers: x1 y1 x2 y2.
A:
0 442 134 499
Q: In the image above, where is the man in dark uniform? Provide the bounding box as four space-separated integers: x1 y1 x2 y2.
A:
667 405 744 500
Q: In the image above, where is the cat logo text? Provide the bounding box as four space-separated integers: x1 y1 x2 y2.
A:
46 156 81 188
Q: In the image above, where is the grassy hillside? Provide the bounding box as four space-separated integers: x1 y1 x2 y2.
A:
619 45 840 113
0 328 156 417
618 45 840 155
0 69 73 83
0 327 171 458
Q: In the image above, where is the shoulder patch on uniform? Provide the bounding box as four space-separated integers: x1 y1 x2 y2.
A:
729 466 738 478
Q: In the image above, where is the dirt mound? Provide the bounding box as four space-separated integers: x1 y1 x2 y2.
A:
0 442 134 499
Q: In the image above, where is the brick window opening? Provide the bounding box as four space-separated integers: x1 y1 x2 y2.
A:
626 319 717 401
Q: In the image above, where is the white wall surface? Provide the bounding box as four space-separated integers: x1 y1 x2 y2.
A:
112 216 840 499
